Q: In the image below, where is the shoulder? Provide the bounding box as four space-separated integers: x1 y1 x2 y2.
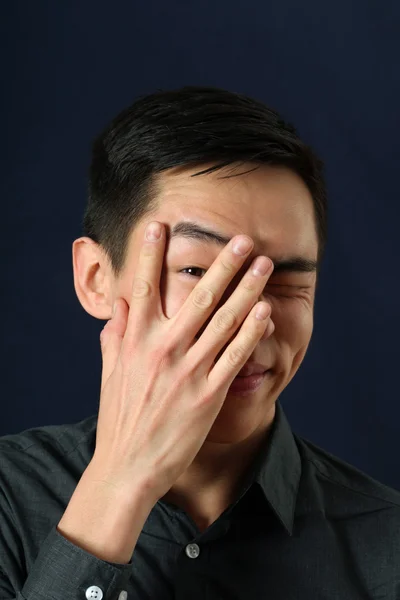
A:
0 415 97 487
295 433 400 505
294 433 400 523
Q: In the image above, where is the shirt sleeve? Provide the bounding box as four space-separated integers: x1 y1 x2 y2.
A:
0 437 134 600
1 525 133 600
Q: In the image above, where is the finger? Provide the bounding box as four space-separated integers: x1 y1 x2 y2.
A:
99 298 129 392
262 317 275 339
170 234 255 347
207 301 271 393
186 256 273 372
123 221 166 343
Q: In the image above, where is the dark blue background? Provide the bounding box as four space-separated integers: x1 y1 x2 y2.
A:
2 1 400 490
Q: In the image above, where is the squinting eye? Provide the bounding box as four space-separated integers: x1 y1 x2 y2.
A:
180 267 207 278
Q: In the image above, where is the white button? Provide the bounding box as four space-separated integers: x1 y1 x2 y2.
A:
85 586 103 600
185 543 200 558
118 592 128 600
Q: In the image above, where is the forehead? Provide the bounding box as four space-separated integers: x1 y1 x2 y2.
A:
147 163 318 259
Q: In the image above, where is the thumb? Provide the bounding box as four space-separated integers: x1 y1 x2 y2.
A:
99 299 128 392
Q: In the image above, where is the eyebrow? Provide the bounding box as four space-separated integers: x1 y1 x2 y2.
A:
170 221 318 274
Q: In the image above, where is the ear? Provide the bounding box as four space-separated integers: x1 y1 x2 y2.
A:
72 237 114 320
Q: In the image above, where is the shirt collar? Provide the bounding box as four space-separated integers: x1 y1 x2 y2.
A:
240 399 302 537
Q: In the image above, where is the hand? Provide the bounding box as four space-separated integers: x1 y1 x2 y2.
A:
94 221 275 504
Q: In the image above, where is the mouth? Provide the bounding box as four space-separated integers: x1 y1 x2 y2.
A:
228 370 272 396
235 369 268 378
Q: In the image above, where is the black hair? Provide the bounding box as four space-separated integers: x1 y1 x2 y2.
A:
82 85 327 278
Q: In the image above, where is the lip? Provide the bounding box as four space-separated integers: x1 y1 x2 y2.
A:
228 370 271 396
237 361 270 377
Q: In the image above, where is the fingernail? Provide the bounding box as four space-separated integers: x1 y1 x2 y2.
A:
232 236 253 256
112 302 117 317
252 257 272 276
255 303 270 320
146 222 162 241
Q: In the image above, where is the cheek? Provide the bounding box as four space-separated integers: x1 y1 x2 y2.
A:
159 272 195 319
268 298 314 346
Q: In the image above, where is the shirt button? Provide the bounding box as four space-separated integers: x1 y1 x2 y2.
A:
185 543 200 559
118 592 128 600
85 586 103 599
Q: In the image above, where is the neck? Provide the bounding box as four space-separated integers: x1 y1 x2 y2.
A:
160 403 276 527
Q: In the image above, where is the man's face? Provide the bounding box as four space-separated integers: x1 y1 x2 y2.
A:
114 163 318 441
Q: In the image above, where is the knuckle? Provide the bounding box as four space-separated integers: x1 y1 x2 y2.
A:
226 345 247 368
196 391 213 408
148 341 177 366
131 277 152 298
121 343 173 374
192 287 215 309
219 258 236 274
149 343 169 361
242 278 258 293
213 307 238 333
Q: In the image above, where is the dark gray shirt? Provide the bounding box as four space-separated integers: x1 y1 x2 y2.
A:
0 400 399 600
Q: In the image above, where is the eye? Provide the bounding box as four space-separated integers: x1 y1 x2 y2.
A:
180 266 207 278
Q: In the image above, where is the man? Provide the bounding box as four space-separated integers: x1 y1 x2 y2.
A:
0 85 399 599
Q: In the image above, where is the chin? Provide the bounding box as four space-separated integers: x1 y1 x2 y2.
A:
203 395 276 445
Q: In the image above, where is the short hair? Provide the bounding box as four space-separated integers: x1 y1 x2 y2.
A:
82 85 327 278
